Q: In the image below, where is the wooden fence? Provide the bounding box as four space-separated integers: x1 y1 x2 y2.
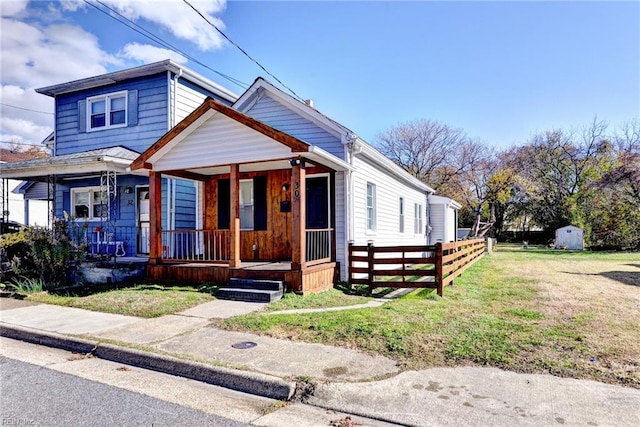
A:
348 238 486 296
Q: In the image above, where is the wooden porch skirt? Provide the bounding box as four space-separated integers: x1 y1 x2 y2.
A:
146 262 337 295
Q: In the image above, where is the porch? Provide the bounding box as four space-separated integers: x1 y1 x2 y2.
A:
143 163 339 295
130 99 353 295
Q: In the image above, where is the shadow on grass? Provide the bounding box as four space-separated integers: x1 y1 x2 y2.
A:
601 271 640 287
333 281 397 298
49 282 220 297
560 270 640 288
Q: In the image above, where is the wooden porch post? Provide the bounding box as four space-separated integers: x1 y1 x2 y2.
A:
291 159 306 271
229 164 241 268
148 171 162 265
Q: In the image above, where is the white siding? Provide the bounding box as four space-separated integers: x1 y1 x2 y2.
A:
350 155 428 248
243 94 344 159
334 171 346 279
446 206 456 242
153 113 293 171
175 80 208 124
429 204 446 244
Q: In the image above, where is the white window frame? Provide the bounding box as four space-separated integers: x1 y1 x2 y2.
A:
239 179 254 230
87 91 128 131
399 197 405 233
414 203 423 235
70 187 108 221
366 182 376 232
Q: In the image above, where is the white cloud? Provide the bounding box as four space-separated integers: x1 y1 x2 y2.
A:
61 0 227 50
0 0 29 17
107 0 227 50
0 0 228 145
120 42 187 64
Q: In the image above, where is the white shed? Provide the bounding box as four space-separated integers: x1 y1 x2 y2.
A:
428 195 461 244
555 225 584 250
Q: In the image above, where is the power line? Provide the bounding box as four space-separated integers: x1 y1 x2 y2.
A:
84 0 248 90
0 103 53 115
182 0 304 102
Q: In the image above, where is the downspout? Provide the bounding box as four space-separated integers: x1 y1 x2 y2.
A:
426 192 433 245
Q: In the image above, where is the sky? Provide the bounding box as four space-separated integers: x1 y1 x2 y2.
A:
1 0 638 151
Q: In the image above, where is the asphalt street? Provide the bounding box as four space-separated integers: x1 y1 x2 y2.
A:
1 357 250 427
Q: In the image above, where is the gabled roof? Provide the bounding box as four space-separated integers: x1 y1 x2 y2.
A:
35 59 238 103
131 97 316 171
234 78 355 141
0 146 139 180
234 78 435 194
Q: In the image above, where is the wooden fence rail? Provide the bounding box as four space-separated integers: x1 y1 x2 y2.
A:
348 238 486 296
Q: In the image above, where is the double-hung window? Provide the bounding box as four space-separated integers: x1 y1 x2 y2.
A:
366 182 376 231
71 187 108 220
414 203 423 234
88 91 127 131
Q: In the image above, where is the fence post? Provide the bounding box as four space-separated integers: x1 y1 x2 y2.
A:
367 242 375 294
435 242 443 297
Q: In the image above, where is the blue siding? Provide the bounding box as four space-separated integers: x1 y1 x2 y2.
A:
161 178 197 230
244 94 345 159
174 179 197 230
55 73 169 155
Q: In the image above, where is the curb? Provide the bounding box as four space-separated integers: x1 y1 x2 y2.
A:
0 323 295 401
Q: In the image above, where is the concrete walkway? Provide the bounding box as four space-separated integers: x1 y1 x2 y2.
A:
1 298 639 426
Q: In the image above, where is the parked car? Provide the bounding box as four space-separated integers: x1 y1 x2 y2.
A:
0 220 24 235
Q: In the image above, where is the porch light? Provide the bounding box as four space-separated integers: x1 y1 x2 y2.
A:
282 183 290 192
289 158 301 166
124 186 133 194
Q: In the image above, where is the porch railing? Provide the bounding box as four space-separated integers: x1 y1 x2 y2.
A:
306 228 333 266
161 229 230 262
82 226 137 258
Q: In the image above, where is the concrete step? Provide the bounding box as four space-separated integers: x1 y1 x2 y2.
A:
216 287 283 303
227 278 283 292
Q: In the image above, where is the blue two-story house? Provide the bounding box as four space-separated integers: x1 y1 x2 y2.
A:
0 60 237 258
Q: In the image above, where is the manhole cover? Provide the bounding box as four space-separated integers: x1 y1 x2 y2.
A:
231 341 257 349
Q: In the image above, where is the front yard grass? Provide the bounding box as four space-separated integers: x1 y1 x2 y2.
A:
265 289 371 312
27 284 215 318
219 245 640 388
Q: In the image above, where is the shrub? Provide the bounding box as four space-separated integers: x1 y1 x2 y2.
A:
4 219 86 289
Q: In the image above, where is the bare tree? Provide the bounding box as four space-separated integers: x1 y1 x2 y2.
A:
375 119 469 189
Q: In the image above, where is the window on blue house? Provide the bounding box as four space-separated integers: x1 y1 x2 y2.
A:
71 187 108 220
88 91 127 131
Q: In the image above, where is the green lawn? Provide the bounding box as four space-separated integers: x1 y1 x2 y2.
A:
27 284 215 318
220 245 640 388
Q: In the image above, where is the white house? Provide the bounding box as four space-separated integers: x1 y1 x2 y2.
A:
0 147 50 228
129 77 449 293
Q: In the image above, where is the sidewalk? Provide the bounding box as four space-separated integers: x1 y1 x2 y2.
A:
1 297 639 426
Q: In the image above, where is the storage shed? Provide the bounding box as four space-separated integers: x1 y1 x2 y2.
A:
555 225 584 250
428 195 461 244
